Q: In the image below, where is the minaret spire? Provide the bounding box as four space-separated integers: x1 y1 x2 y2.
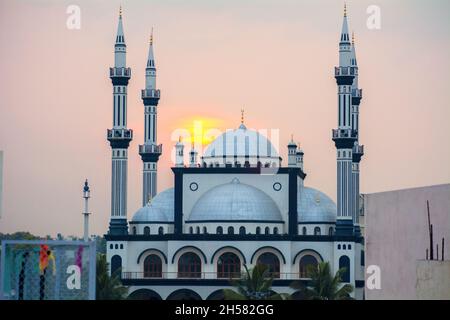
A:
107 8 132 235
140 29 162 205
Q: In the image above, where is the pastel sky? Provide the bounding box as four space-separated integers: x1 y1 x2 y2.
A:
0 0 449 237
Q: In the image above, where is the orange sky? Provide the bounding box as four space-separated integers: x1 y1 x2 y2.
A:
0 0 449 237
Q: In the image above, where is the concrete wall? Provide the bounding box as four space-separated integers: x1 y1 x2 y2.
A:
416 260 450 299
364 184 450 299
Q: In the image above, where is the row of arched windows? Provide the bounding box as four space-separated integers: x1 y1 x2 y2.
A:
188 226 281 235
300 226 334 236
132 226 165 235
142 252 323 279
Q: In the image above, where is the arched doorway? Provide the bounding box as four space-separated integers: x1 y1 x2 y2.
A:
178 252 202 278
299 254 319 278
143 254 163 278
217 252 241 278
166 289 202 300
256 252 280 278
128 289 162 300
206 289 225 300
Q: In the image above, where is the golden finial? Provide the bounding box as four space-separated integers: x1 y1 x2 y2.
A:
344 3 347 17
241 108 245 124
178 136 182 143
291 134 294 141
352 31 355 45
150 27 154 45
119 5 122 17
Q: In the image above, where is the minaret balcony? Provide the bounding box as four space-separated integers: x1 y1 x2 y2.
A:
352 88 362 98
139 144 162 162
107 129 133 148
141 89 161 99
332 129 357 149
110 67 131 78
334 66 356 77
353 144 364 155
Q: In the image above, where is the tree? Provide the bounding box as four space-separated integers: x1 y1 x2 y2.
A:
223 264 290 300
96 253 128 300
290 261 353 300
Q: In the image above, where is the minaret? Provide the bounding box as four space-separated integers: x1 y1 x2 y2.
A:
189 143 198 167
139 29 162 206
287 135 297 167
332 4 357 236
82 180 91 242
107 7 132 235
350 32 364 236
175 137 184 167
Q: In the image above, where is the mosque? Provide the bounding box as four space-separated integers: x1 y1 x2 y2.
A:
105 6 365 300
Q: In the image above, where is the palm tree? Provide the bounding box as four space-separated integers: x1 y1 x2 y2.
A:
223 264 290 300
96 253 128 300
291 261 353 300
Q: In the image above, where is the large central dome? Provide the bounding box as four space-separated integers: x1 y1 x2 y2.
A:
201 124 280 167
188 178 283 222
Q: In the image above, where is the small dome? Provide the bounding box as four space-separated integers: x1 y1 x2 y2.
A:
202 125 279 162
189 178 282 221
298 187 336 223
131 188 174 222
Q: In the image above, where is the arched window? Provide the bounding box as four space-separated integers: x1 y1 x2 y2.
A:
273 227 278 235
339 255 350 283
132 226 137 235
299 255 319 278
158 227 164 235
256 253 280 278
144 226 150 235
302 226 307 235
144 254 162 278
264 227 270 235
239 226 246 235
203 227 207 234
217 252 241 279
111 255 122 277
314 227 321 236
196 226 200 234
178 252 201 278
328 227 333 236
228 226 234 235
217 226 223 234
189 227 193 234
256 227 261 235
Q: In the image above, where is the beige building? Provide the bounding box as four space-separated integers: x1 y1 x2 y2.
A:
363 184 450 299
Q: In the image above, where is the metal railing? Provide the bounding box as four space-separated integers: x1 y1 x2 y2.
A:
139 144 162 154
334 66 356 77
107 128 133 139
352 88 362 97
110 67 131 77
122 271 304 280
332 128 357 139
141 89 161 99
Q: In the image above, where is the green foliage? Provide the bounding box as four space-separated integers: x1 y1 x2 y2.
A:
290 261 353 300
96 253 128 300
223 264 291 300
0 231 41 241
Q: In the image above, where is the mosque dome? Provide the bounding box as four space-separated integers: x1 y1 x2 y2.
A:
131 188 174 222
188 178 283 222
201 124 280 166
297 187 336 223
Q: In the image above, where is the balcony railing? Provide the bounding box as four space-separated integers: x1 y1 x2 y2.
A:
122 271 305 280
332 128 357 139
353 144 364 154
110 67 131 77
107 128 133 139
334 66 356 77
139 144 162 154
141 89 161 99
352 88 362 98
